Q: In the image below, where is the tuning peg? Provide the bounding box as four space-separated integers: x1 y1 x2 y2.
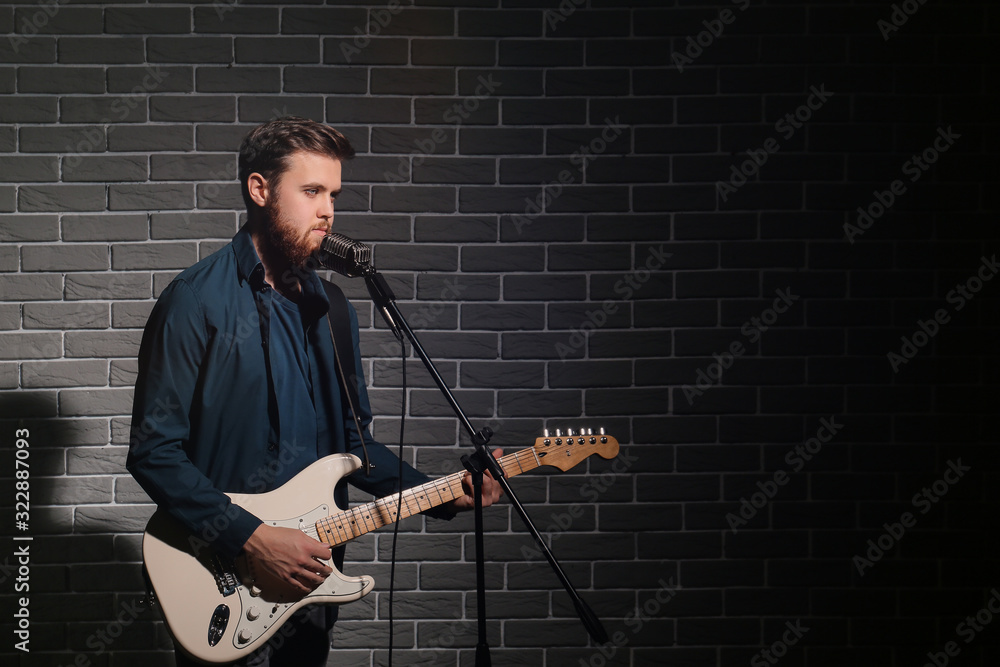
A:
566 428 574 436
586 428 593 435
555 429 562 437
543 429 550 437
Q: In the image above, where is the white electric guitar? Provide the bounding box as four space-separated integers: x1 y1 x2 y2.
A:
142 430 620 664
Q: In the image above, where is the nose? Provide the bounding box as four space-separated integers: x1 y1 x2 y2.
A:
319 196 334 223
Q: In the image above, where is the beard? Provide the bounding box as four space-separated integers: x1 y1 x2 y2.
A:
262 196 316 269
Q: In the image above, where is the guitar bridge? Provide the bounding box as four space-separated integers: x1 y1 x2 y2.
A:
210 553 239 597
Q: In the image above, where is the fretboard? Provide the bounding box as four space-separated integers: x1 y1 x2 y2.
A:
315 447 542 546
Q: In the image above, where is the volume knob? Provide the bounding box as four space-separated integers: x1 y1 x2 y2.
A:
246 606 260 621
238 629 253 644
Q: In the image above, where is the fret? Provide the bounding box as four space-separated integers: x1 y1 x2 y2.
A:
312 434 616 545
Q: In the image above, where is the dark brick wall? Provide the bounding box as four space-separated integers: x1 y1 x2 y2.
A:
1 1 998 666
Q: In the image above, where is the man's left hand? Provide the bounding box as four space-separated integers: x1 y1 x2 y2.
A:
449 448 504 513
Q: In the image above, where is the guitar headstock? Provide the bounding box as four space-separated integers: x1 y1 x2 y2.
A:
529 428 620 472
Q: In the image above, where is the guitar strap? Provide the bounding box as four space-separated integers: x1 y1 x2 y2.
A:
320 278 373 476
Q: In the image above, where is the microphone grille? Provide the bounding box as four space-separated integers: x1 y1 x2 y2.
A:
320 233 372 278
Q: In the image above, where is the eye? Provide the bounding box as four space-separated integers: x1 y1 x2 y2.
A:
305 188 318 196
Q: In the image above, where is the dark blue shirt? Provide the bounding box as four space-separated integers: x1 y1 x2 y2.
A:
127 226 443 559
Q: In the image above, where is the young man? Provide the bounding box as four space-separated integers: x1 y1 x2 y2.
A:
127 117 502 666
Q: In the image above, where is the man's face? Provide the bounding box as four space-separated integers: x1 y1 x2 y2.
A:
261 150 342 268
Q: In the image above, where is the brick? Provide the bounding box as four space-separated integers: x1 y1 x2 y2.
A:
112 242 198 270
60 95 149 123
22 360 108 388
17 65 105 94
373 127 457 154
412 39 496 66
415 216 497 242
150 95 234 122
0 331 62 359
280 7 366 34
459 186 545 214
0 155 58 182
459 10 541 37
62 214 148 242
327 96 411 124
104 7 189 34
22 244 108 272
283 66 367 94
0 36 56 64
324 37 408 66
23 302 109 330
150 153 235 181
195 6 281 34
500 215 584 242
461 245 544 272
372 185 455 213
59 387 134 417
148 36 234 64
108 65 191 94
235 37 319 64
461 303 543 330
150 211 236 240
59 37 145 64
109 124 193 152
63 155 148 183
503 275 586 301
0 274 63 301
108 183 193 211
65 273 150 301
0 95 58 122
371 68 455 95
499 39 584 67
110 358 139 386
460 128 543 155
415 98 499 126
372 8 454 36
12 7 102 34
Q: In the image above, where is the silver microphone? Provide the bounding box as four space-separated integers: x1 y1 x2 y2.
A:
319 233 373 278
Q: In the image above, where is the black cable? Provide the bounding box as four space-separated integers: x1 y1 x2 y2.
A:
387 336 406 666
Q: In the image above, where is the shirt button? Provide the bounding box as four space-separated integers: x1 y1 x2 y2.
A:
267 443 276 451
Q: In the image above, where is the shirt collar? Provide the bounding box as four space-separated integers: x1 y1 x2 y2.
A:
232 224 330 317
233 224 267 290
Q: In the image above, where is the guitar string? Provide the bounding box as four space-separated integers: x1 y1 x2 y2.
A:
307 449 538 545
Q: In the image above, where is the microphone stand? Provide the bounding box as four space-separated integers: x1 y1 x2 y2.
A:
363 270 609 665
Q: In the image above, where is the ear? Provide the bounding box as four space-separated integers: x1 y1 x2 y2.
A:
247 172 270 208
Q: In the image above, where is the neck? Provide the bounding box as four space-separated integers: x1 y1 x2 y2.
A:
247 218 301 300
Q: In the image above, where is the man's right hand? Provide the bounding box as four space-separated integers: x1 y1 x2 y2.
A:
242 524 333 595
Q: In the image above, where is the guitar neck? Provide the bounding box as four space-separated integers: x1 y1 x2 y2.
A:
316 447 541 546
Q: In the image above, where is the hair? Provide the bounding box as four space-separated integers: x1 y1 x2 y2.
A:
238 116 355 212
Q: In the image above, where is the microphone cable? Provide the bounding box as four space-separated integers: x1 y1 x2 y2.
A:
387 316 407 666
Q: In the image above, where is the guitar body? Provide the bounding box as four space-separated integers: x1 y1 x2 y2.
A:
142 453 374 665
